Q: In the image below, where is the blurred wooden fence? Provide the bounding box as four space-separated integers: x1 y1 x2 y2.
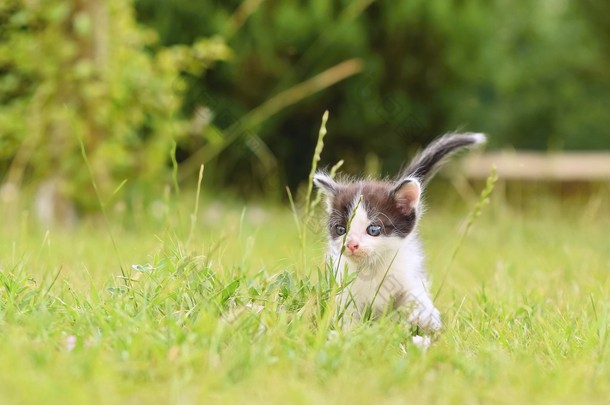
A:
460 152 610 181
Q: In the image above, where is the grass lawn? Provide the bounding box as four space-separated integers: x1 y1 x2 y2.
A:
0 185 609 404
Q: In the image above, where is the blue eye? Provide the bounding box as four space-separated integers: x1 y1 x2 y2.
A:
367 225 382 236
335 225 346 236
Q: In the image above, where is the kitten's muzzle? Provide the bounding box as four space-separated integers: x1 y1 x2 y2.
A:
346 240 359 254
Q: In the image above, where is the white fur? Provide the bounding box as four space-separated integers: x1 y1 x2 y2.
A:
326 198 441 334
470 132 487 145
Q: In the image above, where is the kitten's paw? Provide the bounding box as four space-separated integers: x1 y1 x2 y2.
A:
408 305 442 333
411 335 432 351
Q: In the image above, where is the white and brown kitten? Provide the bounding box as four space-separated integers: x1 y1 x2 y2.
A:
314 133 486 336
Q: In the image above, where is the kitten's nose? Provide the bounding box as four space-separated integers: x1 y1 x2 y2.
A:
346 241 359 253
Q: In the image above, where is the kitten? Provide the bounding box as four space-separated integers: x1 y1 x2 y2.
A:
314 133 486 336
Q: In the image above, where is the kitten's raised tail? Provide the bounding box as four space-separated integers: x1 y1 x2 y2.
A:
401 133 486 183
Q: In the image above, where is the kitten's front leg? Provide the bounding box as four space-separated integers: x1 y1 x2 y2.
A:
402 292 442 334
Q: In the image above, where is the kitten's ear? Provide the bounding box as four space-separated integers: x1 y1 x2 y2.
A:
392 178 421 216
313 172 339 197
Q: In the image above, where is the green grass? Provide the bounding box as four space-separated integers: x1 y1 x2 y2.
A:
0 187 609 404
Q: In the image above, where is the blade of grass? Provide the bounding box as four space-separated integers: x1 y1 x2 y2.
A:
305 110 329 220
179 59 362 180
186 164 205 248
77 135 131 289
434 166 498 301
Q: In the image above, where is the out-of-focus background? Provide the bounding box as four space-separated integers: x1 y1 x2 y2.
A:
2 3 610 403
1 0 609 220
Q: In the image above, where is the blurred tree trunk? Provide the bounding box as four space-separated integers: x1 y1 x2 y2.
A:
73 0 110 187
35 1 111 226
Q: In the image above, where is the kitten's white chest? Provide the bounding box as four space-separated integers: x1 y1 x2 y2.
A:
330 236 428 316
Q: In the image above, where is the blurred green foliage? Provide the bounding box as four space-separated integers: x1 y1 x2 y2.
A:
0 0 229 209
137 0 610 191
1 0 609 206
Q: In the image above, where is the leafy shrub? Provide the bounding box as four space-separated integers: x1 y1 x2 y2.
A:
0 0 230 211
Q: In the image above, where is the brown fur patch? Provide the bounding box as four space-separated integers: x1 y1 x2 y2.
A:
328 181 417 238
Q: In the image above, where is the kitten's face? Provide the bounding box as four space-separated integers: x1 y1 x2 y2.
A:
314 175 421 264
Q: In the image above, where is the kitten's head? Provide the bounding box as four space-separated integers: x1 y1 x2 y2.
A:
313 173 421 264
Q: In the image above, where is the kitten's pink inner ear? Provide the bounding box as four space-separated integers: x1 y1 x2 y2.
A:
394 180 421 215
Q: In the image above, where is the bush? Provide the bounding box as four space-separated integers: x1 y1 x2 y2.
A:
0 0 230 212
